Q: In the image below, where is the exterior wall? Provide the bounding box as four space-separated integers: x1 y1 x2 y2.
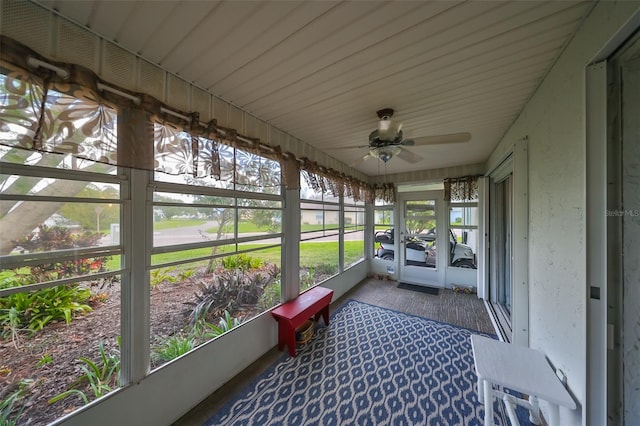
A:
485 2 640 425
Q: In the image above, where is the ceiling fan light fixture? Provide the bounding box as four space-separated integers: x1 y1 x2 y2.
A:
370 146 401 163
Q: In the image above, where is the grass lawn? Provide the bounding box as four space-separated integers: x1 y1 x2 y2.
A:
108 240 365 271
154 219 207 230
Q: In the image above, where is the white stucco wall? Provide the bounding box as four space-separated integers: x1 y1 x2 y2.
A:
485 2 640 425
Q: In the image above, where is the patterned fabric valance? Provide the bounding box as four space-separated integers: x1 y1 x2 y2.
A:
0 36 372 196
444 175 480 202
301 161 373 203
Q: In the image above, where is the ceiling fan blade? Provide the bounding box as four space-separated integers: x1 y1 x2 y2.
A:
329 144 370 150
412 132 471 146
396 147 423 164
400 138 415 146
350 154 372 167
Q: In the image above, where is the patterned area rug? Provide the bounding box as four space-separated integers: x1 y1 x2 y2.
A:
205 300 529 426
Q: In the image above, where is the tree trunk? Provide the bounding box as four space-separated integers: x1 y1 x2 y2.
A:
0 162 115 255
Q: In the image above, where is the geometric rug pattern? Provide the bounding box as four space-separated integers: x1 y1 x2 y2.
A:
205 300 528 426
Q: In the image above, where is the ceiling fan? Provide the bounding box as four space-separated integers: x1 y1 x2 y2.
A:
341 108 471 166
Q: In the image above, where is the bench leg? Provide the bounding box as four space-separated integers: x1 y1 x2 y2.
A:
278 320 297 357
315 304 330 326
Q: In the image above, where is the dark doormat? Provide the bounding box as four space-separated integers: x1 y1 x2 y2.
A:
397 282 440 295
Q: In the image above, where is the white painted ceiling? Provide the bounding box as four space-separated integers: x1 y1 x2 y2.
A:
35 0 593 177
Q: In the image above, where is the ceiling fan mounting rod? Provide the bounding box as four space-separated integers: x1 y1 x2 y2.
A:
376 108 394 120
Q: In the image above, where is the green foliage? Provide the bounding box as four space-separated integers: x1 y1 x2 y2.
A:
221 254 264 270
153 334 195 363
0 387 26 426
48 341 120 406
300 269 315 291
184 264 279 324
311 263 339 276
257 277 281 311
1 225 110 340
152 219 207 230
150 267 177 288
37 353 53 367
13 224 103 253
193 310 242 340
59 185 119 231
177 268 196 281
0 279 92 338
10 225 110 282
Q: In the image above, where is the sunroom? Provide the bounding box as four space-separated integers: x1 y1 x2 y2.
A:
1 1 639 426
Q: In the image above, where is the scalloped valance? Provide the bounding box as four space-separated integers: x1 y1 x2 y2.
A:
444 175 480 202
0 35 375 199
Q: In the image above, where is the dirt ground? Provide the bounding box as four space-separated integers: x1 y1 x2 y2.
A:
0 278 203 426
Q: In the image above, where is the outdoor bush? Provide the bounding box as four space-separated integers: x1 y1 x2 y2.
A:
49 340 120 406
0 225 109 340
257 277 281 311
221 254 264 270
184 265 280 324
0 277 92 338
153 335 194 363
0 388 25 426
150 267 177 288
12 225 110 281
193 310 242 340
311 263 339 276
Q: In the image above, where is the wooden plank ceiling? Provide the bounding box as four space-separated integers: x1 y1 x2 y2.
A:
37 0 593 177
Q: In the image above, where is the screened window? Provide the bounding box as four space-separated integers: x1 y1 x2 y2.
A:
449 202 478 268
344 195 365 269
0 147 124 423
299 171 340 289
150 145 283 370
373 199 394 258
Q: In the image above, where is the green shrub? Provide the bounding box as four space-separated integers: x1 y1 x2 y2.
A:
49 340 120 406
184 265 279 323
193 310 242 340
0 277 92 338
257 278 281 310
153 335 195 362
221 254 264 270
0 387 26 426
150 267 177 288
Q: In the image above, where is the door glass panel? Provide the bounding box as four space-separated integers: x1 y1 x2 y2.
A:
496 177 512 315
404 200 436 268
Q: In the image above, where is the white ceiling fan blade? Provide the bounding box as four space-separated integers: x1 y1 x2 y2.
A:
350 154 372 167
412 132 471 146
396 148 423 164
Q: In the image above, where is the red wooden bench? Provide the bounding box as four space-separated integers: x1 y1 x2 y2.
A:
271 286 334 357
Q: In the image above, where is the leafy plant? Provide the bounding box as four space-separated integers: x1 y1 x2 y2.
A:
221 254 264 270
150 267 177 288
177 268 196 281
184 266 279 324
193 310 242 340
48 340 120 406
257 277 282 311
0 281 92 338
153 335 194 362
37 353 53 367
12 225 110 281
0 388 26 426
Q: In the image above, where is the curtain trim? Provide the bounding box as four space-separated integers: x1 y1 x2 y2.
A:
444 175 481 202
0 36 374 198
